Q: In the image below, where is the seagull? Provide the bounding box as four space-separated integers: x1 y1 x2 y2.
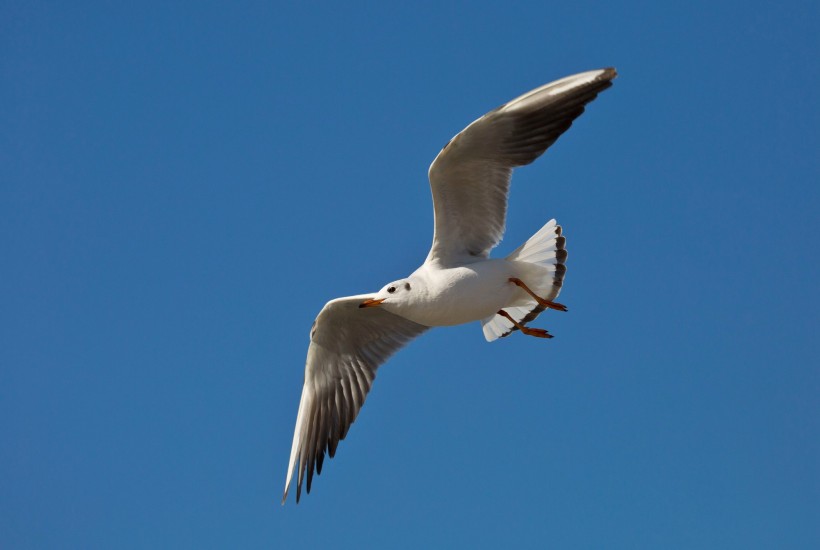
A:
282 68 617 503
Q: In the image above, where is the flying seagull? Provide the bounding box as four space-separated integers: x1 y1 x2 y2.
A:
282 68 617 503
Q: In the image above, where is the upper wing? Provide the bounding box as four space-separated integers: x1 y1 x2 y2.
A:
282 295 429 504
426 68 617 264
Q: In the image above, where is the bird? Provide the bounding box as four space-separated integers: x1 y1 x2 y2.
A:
282 67 617 503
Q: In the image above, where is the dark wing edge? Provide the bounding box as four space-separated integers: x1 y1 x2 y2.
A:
492 67 617 167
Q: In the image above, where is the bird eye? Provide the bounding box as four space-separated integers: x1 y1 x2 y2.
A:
387 286 396 293
405 283 411 291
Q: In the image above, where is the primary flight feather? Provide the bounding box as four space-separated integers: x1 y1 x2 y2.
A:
283 68 617 503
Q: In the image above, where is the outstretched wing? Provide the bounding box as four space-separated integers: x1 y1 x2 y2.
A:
282 295 429 504
426 68 617 264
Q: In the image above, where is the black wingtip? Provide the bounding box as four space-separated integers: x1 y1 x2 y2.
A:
602 67 618 79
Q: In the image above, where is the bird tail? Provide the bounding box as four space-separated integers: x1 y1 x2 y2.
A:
481 219 567 341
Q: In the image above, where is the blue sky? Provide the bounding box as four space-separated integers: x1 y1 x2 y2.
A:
2 1 818 548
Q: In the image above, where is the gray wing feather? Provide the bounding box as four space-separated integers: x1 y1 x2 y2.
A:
282 295 428 503
426 68 617 264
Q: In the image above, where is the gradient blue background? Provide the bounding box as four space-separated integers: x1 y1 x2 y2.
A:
2 1 818 548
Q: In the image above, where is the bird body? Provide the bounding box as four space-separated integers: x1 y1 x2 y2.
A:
383 242 561 328
396 259 520 327
282 68 617 503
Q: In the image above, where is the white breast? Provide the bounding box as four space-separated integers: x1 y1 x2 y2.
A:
402 260 519 327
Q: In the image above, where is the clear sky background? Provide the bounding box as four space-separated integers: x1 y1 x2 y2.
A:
2 1 818 548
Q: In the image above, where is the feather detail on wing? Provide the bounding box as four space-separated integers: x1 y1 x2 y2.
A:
282 295 428 504
426 68 616 265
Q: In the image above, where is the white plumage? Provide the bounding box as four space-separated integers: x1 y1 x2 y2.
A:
283 68 617 503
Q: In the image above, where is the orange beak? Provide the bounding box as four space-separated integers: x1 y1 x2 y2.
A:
359 298 386 308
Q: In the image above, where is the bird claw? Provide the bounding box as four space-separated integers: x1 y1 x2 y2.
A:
509 278 568 312
522 327 553 339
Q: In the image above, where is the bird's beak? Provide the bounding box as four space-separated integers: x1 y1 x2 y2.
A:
359 298 386 308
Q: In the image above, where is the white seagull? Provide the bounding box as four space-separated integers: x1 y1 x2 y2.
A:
282 68 617 503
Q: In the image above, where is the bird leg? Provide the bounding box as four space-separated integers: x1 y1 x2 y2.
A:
508 277 568 312
496 310 553 339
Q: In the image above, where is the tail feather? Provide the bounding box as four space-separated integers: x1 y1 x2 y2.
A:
506 218 566 266
481 219 567 342
482 305 532 341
